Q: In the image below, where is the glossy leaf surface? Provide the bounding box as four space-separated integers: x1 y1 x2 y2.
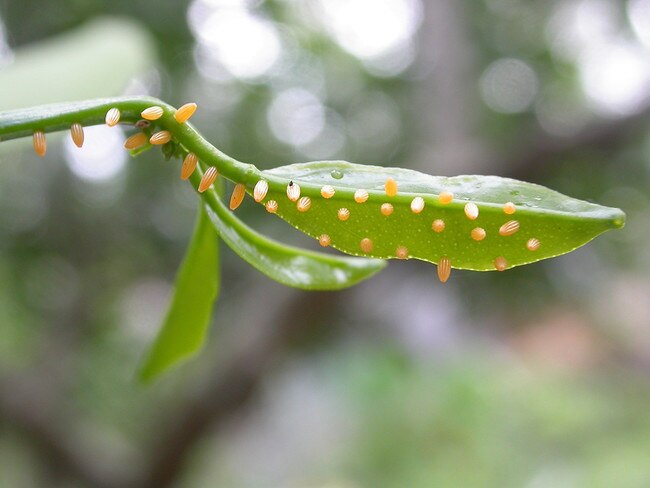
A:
139 206 220 382
197 177 386 290
261 161 625 271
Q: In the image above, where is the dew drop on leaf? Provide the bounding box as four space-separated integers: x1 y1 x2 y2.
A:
330 169 344 179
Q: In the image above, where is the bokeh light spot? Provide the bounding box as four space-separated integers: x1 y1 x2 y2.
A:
579 41 650 116
189 1 281 80
479 58 538 114
0 17 13 67
64 125 126 182
315 0 422 67
267 88 326 146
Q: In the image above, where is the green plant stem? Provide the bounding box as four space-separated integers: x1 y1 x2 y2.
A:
0 96 357 224
0 96 258 185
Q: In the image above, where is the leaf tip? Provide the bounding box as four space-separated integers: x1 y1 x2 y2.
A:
136 336 208 385
137 361 158 385
610 209 626 229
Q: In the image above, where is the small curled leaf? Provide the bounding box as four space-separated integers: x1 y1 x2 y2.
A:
197 173 386 290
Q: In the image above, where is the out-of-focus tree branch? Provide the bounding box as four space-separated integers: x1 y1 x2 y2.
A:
414 0 486 174
502 105 650 180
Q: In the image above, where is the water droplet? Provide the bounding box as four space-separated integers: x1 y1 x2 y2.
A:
331 169 343 179
510 190 520 196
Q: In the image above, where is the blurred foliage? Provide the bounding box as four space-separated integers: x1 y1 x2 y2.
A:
0 17 156 109
340 352 650 488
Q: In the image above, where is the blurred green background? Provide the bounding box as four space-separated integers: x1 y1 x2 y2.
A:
1 1 649 487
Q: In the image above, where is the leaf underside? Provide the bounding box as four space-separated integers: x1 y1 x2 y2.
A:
261 161 625 271
139 205 220 383
199 177 386 290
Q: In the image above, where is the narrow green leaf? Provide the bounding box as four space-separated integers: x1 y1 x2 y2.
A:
139 206 220 383
197 179 386 290
260 161 625 271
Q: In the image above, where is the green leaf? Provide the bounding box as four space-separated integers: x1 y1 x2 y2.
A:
198 179 386 290
260 161 625 271
139 206 220 383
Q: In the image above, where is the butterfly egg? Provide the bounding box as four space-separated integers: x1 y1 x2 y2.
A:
287 182 300 201
338 208 350 221
253 180 269 202
124 132 148 150
150 130 172 145
318 234 331 247
360 238 373 253
297 196 312 212
321 185 335 199
265 200 278 213
437 257 451 283
499 220 520 236
464 202 479 220
70 123 84 148
198 166 218 193
471 227 486 241
494 256 508 271
229 183 246 209
385 178 398 197
380 203 394 216
411 197 425 214
396 246 408 259
354 189 369 203
141 106 164 121
33 130 46 157
105 107 120 127
503 202 516 215
526 238 541 251
174 102 197 124
181 153 198 180
439 191 454 204
432 219 445 233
